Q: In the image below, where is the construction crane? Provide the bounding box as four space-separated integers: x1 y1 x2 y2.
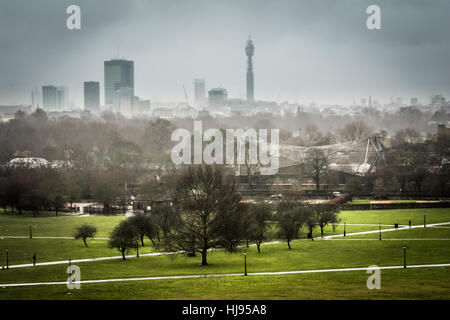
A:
183 85 191 109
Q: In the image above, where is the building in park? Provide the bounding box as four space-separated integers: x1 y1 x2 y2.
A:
42 85 67 111
104 59 134 109
84 81 100 112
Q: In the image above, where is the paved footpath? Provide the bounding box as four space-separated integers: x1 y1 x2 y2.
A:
3 251 182 269
1 263 449 288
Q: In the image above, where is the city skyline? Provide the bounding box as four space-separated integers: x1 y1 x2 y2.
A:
1 0 450 107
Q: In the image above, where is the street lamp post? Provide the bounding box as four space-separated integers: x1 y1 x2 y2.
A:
379 223 382 241
6 248 9 270
403 244 407 268
244 251 247 276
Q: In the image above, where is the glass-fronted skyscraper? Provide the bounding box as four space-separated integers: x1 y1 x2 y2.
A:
42 85 67 111
84 81 100 112
104 59 134 108
194 79 206 107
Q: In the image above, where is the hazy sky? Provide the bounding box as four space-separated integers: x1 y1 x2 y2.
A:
1 0 450 106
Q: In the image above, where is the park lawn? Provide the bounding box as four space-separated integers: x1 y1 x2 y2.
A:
349 199 422 204
303 224 392 239
349 199 371 204
0 267 449 300
0 238 156 265
0 215 126 238
1 208 449 265
1 240 449 285
0 225 392 265
1 208 448 239
347 226 450 239
339 208 450 225
0 207 449 299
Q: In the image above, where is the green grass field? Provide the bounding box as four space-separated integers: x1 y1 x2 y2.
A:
348 199 438 204
0 208 449 299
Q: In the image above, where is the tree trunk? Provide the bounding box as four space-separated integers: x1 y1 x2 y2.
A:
121 248 126 261
83 238 88 247
141 235 145 247
201 249 207 265
257 242 261 253
287 239 291 250
246 239 249 248
320 226 324 237
316 176 320 191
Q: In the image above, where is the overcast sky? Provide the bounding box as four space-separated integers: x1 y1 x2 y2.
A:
1 0 450 106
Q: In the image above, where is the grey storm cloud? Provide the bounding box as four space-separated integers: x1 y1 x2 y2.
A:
0 0 449 106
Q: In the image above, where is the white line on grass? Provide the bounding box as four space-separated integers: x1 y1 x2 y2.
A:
1 263 449 288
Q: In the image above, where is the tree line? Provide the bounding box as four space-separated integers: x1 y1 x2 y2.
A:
72 165 340 265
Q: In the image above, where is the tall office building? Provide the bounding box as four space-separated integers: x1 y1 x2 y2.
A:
42 86 67 111
208 87 228 107
431 94 447 108
113 87 134 115
194 79 206 107
245 36 255 102
31 88 41 111
84 81 100 112
104 59 134 108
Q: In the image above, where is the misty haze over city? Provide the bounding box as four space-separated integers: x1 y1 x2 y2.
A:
1 0 450 107
1 0 450 306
